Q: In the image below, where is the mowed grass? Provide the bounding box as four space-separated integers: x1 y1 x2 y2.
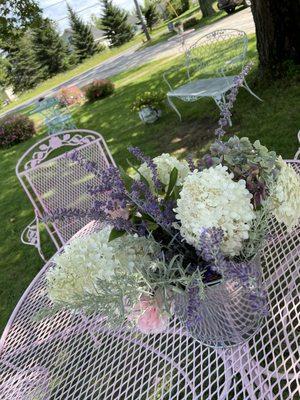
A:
0 35 300 333
0 3 226 114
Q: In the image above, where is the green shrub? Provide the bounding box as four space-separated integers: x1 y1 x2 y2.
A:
0 113 36 148
183 17 200 30
84 79 115 102
131 90 165 112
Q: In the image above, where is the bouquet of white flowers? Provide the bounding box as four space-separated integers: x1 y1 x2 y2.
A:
45 65 300 346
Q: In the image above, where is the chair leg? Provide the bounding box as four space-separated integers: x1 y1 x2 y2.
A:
242 78 263 102
167 96 182 121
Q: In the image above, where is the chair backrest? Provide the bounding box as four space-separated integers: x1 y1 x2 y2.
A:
35 97 60 116
186 29 248 79
16 129 115 249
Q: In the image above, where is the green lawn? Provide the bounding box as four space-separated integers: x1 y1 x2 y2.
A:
1 35 299 334
0 4 225 114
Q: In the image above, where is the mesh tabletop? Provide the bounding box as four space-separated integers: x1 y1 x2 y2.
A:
1 164 299 400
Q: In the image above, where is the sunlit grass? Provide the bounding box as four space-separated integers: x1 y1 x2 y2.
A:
0 35 299 334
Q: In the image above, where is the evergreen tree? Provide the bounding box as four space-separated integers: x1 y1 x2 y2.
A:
6 33 43 92
67 5 98 62
141 2 160 31
101 0 135 47
32 19 68 77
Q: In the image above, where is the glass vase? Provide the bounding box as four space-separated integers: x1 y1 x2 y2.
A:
174 255 267 348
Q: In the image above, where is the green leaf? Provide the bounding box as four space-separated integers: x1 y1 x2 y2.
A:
171 185 181 200
119 166 134 192
108 228 126 242
146 221 158 231
126 159 150 188
165 167 178 199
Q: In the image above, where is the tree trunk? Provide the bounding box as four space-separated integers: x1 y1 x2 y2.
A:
198 0 215 18
251 0 300 73
134 0 151 41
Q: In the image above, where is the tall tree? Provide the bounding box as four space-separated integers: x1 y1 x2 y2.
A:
0 0 43 53
141 2 160 31
67 5 98 62
251 0 300 75
198 0 215 18
32 19 68 77
0 0 42 45
6 33 43 92
101 0 135 47
134 0 151 40
0 57 9 87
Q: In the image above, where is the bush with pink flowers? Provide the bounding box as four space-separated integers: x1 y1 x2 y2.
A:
0 113 36 148
56 86 85 106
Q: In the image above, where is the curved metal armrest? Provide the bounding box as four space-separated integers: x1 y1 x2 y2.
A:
163 65 188 91
21 212 47 262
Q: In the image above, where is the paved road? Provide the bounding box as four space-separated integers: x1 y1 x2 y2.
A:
1 8 255 116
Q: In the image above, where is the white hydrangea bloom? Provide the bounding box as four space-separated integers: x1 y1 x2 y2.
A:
174 165 255 256
46 226 160 305
271 157 300 229
138 153 190 190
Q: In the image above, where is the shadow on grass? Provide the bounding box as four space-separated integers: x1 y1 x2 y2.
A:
1 34 299 334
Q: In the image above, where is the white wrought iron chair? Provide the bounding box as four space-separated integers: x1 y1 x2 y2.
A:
163 29 262 123
16 129 115 261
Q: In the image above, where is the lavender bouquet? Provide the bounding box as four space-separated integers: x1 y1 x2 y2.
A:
46 65 300 346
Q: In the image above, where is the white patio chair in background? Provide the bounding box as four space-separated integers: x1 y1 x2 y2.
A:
163 29 262 123
16 129 115 260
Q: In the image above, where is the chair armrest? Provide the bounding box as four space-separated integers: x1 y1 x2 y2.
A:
163 65 188 91
21 212 46 262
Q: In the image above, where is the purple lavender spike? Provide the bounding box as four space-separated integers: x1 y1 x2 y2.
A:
128 147 162 190
214 62 254 139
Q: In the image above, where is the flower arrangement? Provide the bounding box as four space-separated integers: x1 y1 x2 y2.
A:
0 113 36 148
56 86 85 106
131 90 165 112
84 79 115 102
45 64 300 337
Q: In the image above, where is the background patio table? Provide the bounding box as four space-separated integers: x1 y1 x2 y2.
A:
0 162 299 400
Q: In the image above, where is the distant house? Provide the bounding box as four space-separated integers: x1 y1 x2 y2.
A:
0 86 17 105
61 26 109 48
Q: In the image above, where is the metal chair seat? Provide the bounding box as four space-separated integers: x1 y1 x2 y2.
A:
168 76 236 99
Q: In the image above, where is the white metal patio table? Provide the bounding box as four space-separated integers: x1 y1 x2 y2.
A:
0 162 299 400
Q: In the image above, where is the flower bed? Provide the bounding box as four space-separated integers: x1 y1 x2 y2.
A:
56 86 85 106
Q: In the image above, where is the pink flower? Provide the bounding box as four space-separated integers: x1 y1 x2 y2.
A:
108 206 129 220
129 293 170 334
